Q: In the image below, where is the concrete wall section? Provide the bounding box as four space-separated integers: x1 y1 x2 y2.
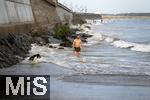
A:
0 0 34 34
0 0 9 24
56 5 73 25
0 0 34 25
31 0 60 27
56 3 73 25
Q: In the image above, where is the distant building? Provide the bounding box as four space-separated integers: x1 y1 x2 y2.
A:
56 3 73 25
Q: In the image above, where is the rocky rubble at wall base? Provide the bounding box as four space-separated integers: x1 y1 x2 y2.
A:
0 33 31 68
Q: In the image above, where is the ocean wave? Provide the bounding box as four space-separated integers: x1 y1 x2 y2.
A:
111 40 150 52
131 44 150 52
22 23 150 76
84 32 104 46
105 37 114 43
85 29 150 53
82 19 150 53
112 40 134 48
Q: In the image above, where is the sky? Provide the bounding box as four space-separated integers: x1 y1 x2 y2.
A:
58 0 150 14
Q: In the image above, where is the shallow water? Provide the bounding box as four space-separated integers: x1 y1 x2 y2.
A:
0 19 149 100
24 19 150 75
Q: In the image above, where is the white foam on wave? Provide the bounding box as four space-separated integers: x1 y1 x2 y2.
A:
105 37 114 43
112 40 134 48
24 42 150 75
111 40 150 53
131 44 150 52
85 32 103 46
86 19 115 26
29 44 55 56
24 44 113 74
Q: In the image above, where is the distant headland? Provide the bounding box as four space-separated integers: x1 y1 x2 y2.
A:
102 13 150 19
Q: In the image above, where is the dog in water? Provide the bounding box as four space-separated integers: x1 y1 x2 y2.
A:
29 54 41 63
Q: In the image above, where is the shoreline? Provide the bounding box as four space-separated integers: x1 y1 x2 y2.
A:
0 61 150 87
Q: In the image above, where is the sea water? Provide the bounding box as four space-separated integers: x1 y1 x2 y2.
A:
28 18 150 75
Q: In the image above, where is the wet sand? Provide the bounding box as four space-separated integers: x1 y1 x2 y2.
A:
0 63 150 100
61 74 150 86
51 77 150 100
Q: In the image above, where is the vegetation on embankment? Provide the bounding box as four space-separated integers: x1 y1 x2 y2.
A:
30 24 75 47
53 24 73 47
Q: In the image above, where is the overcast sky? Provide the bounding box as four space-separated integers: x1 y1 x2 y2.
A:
58 0 150 14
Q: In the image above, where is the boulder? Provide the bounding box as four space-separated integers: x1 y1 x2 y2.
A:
81 37 87 43
48 36 62 44
49 45 57 48
59 41 72 47
58 47 64 49
33 37 46 45
84 26 91 29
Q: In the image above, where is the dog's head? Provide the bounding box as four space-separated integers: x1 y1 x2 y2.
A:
29 54 41 61
36 54 41 58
